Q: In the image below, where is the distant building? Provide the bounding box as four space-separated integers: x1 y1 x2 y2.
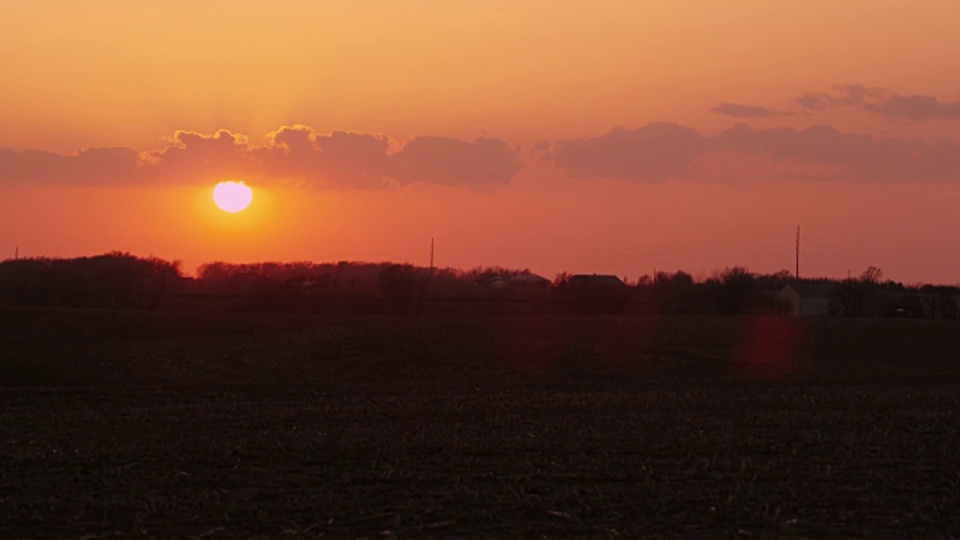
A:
475 271 550 289
559 274 627 314
568 274 626 288
778 283 837 316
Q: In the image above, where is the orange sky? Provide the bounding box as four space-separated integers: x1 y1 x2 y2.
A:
3 1 960 283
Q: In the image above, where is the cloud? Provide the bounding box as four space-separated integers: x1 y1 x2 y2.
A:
796 84 960 121
145 129 256 183
5 117 959 189
548 123 707 182
863 93 960 121
0 126 521 191
546 122 960 183
711 102 790 118
257 126 392 189
795 84 885 111
710 124 960 182
389 136 520 189
0 147 141 185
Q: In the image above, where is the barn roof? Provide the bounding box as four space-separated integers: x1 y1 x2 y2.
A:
569 274 626 287
781 283 837 299
475 271 550 288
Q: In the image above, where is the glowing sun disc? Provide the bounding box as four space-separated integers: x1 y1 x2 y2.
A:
213 181 253 213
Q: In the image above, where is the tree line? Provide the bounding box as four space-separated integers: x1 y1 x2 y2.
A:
0 252 181 309
0 253 956 318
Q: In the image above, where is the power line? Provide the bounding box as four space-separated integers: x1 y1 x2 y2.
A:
441 240 789 256
806 242 958 255
804 236 960 248
805 250 960 263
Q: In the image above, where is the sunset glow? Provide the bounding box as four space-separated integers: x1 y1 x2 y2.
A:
6 3 960 533
2 1 960 283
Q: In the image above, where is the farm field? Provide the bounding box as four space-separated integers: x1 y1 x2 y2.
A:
2 308 959 537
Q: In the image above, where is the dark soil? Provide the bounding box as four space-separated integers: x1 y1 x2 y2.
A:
2 308 959 537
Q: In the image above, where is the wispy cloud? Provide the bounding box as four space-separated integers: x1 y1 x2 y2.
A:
863 93 960 121
796 84 960 121
794 84 885 111
711 102 790 118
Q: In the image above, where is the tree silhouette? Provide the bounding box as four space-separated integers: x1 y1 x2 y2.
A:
830 266 884 317
715 266 756 315
378 264 428 314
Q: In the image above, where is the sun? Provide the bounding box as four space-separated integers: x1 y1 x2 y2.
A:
213 181 253 213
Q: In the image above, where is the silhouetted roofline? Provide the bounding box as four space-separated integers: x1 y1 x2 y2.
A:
780 283 837 299
569 274 626 287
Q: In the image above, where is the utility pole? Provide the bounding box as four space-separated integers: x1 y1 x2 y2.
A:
14 246 18 260
795 226 800 281
417 237 436 316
